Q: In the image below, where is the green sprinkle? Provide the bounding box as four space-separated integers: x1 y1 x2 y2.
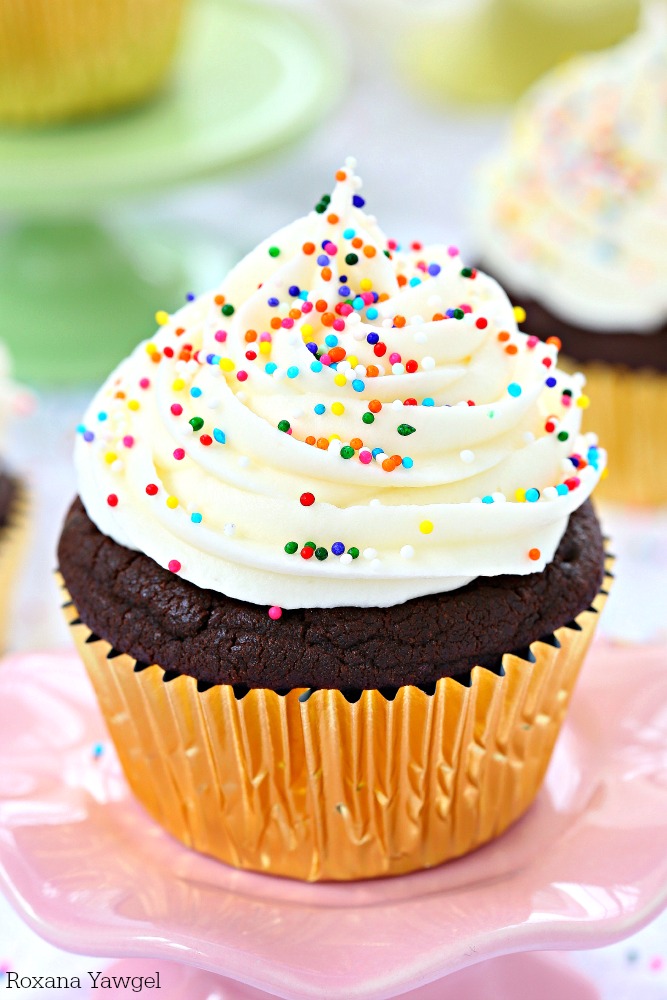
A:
305 541 316 550
562 388 573 397
189 416 204 432
362 412 375 424
284 541 298 554
348 546 359 559
340 445 355 459
278 419 290 432
558 431 569 441
345 253 359 266
397 423 416 437
221 304 234 316
314 547 328 561
461 267 473 278
383 250 391 258
268 246 280 257
453 308 464 320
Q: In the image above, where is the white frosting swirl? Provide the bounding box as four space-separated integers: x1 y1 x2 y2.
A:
475 4 667 332
75 161 604 609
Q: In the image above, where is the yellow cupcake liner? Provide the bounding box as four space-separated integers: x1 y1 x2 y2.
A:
0 483 29 653
59 558 611 882
563 357 667 507
0 0 187 125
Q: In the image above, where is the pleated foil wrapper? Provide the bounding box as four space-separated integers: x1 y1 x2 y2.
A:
0 484 29 653
59 559 612 882
563 357 667 506
0 0 187 124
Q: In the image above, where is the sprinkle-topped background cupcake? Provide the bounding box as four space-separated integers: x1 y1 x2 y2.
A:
474 3 667 504
59 160 611 881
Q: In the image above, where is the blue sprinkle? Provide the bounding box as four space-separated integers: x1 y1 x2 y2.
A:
206 353 216 364
556 484 569 496
191 512 203 523
422 397 435 407
402 456 414 469
213 428 226 444
339 274 348 283
352 296 365 309
287 366 299 379
325 334 338 347
267 296 279 307
446 308 456 318
508 383 522 397
83 430 95 442
332 541 345 555
482 495 494 504
190 387 202 398
343 228 355 239
288 285 300 297
265 362 277 374
310 361 323 373
366 307 379 320
306 341 318 354
186 292 196 301
372 292 379 302
372 447 383 458
352 379 365 392
299 290 308 300
97 411 107 422
314 403 326 414
409 277 422 287
92 742 104 759
366 332 380 345
352 195 365 208
76 423 86 434
546 376 557 388
525 488 540 502
317 254 330 266
338 286 351 297
428 263 441 277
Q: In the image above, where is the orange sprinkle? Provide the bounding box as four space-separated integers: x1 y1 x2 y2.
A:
366 364 379 377
363 245 376 258
302 242 315 255
289 308 301 319
329 346 346 362
270 317 282 330
175 327 186 337
305 435 316 446
327 213 339 224
378 293 390 302
546 336 562 350
529 548 541 561
244 330 257 342
397 275 408 287
321 267 332 281
350 437 363 450
351 237 363 248
322 313 336 328
382 459 394 472
316 299 327 313
498 330 511 342
114 390 126 399
335 169 347 181
393 315 406 328
505 344 518 355
390 454 402 465
149 352 161 364
432 312 445 321
316 437 329 450
214 294 225 306
369 399 382 413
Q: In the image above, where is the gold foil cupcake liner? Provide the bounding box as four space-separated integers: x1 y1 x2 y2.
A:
0 484 29 653
59 558 612 882
0 0 187 125
563 357 667 506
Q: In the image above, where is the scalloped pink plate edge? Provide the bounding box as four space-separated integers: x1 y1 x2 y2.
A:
0 643 665 1000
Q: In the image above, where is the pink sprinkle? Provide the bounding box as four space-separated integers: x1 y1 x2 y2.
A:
168 559 181 573
281 318 294 328
333 319 345 332
527 335 539 349
339 303 353 316
139 378 150 389
302 301 314 314
320 354 332 366
359 449 372 464
649 957 664 972
461 303 472 313
362 292 374 305
268 605 283 620
237 370 248 382
562 395 572 407
173 448 185 460
416 261 427 272
122 435 134 448
389 352 401 364
215 330 227 343
447 245 459 257
259 332 272 342
171 403 183 416
324 242 337 255
287 428 293 435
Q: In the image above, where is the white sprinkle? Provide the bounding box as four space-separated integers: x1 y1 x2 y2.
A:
492 491 507 503
238 456 249 468
460 449 475 464
224 523 236 536
382 318 393 329
471 497 482 504
392 399 403 410
273 367 286 381
206 397 220 409
345 155 357 168
208 366 222 379
369 498 382 508
392 363 405 375
363 547 377 560
291 408 304 420
338 360 352 373
111 460 123 473
288 333 300 348
523 431 535 444
543 486 559 501
353 326 366 341
421 356 435 371
400 545 414 559
340 553 353 565
355 364 366 376
236 391 247 403
370 558 382 573
409 315 424 326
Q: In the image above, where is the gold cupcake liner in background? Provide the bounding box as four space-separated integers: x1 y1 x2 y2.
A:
0 0 187 125
60 560 611 882
0 485 29 653
564 357 667 507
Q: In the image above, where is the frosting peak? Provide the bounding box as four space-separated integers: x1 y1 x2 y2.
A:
75 161 604 609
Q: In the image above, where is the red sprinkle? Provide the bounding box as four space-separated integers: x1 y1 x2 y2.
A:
475 318 488 329
300 547 314 559
200 434 213 446
168 559 181 573
107 494 118 507
300 492 315 507
146 483 158 496
171 403 183 416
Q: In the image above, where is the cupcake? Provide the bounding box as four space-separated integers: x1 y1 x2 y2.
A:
474 4 667 504
0 342 30 652
0 0 187 125
58 160 610 881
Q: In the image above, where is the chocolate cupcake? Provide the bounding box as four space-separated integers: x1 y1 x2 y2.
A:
474 6 667 504
58 160 610 881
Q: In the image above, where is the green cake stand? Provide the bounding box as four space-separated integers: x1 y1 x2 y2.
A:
0 0 340 384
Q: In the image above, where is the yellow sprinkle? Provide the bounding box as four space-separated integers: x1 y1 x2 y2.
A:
513 306 527 324
155 310 169 326
145 342 157 355
172 378 185 391
576 395 590 409
419 520 433 534
515 488 526 502
104 451 117 465
347 355 358 367
301 323 313 338
331 402 345 416
333 374 347 387
166 496 178 509
359 278 373 291
328 433 341 442
127 400 140 411
219 357 235 372
259 341 272 355
601 466 609 480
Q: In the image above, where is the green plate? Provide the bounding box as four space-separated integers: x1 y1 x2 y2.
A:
0 0 339 214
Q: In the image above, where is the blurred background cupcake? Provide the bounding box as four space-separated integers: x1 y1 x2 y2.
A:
0 0 188 125
474 3 667 505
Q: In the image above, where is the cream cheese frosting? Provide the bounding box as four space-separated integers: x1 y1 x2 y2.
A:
75 160 604 610
475 3 667 333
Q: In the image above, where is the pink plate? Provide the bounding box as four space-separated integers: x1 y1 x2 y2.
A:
0 645 666 1000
